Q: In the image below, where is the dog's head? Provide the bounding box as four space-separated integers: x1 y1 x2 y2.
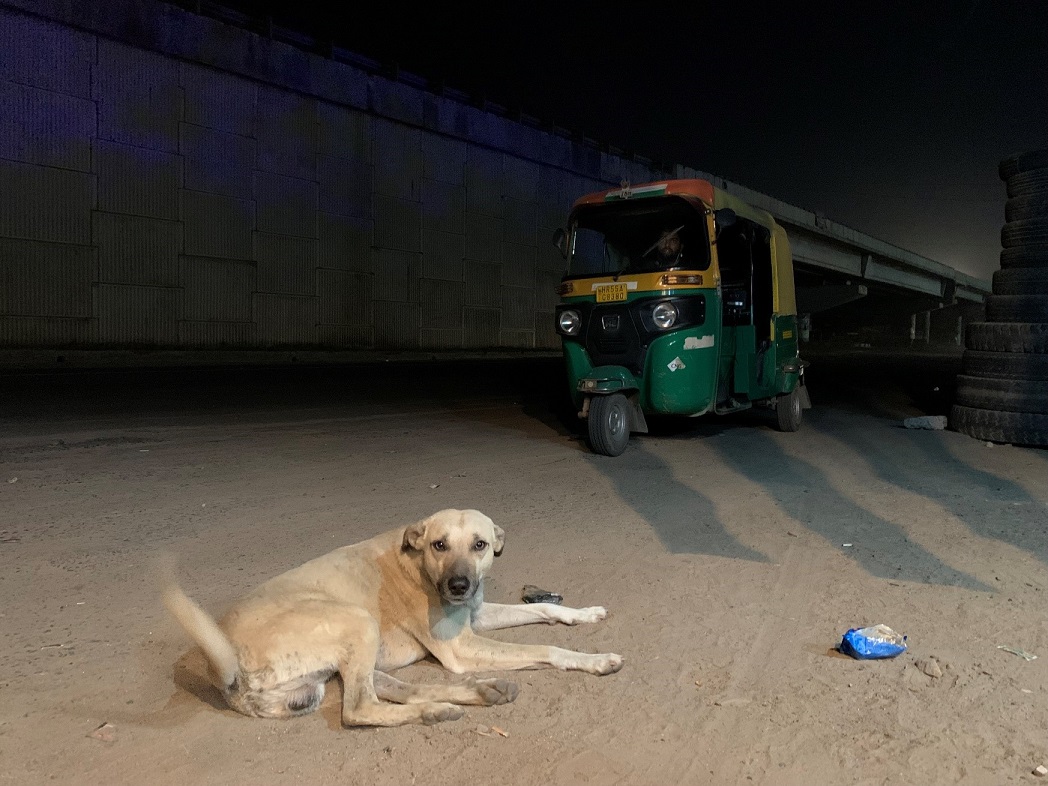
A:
401 509 505 605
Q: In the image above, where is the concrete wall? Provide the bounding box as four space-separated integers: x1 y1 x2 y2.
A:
0 0 660 354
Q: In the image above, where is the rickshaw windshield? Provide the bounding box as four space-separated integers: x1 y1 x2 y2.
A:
567 197 711 278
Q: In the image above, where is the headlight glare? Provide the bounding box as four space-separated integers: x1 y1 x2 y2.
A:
652 302 678 329
558 309 581 335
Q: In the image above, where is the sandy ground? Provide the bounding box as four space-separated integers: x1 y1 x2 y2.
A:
1 352 1047 786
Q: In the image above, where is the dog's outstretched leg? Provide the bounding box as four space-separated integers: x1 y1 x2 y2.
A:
373 671 518 706
472 602 607 631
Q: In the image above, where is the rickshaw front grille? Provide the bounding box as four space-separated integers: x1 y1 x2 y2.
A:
585 304 643 373
597 337 627 353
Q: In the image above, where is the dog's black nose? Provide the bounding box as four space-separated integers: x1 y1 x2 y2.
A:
447 576 471 595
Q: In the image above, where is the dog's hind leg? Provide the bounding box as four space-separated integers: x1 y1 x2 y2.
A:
373 671 518 706
337 614 465 727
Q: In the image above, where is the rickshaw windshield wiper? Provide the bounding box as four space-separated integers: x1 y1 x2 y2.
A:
607 243 627 281
613 253 628 281
641 224 685 259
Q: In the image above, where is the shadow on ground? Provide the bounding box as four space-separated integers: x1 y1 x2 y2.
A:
810 408 1048 565
583 437 769 560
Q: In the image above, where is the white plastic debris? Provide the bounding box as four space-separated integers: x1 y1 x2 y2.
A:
997 645 1037 661
87 722 117 743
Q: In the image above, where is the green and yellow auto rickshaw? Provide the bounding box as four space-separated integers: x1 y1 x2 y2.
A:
553 178 810 456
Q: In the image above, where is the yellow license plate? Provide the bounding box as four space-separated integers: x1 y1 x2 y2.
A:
595 284 628 303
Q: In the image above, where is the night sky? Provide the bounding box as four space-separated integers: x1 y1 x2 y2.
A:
217 0 1046 281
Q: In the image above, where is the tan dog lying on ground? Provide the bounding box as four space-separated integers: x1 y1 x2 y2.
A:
163 509 623 727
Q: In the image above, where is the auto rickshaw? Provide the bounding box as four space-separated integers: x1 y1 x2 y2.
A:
552 178 810 456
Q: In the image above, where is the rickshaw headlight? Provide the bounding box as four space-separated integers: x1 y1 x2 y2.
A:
558 309 581 335
652 302 678 329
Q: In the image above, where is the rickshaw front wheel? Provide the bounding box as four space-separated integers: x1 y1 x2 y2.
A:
588 393 631 456
776 386 804 432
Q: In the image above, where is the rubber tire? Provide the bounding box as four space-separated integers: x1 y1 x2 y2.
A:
1002 218 1048 248
1005 194 1048 222
992 266 1048 295
961 349 1048 380
966 322 1048 353
1001 244 1048 269
955 375 1048 413
776 386 803 432
588 393 631 456
1006 169 1048 199
999 149 1048 180
950 405 1048 446
986 294 1048 322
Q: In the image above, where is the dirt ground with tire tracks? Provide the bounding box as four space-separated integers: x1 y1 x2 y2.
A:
2 350 1047 785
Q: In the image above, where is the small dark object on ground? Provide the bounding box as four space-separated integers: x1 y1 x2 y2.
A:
521 585 563 604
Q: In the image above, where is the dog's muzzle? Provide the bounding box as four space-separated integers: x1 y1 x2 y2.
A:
441 575 475 604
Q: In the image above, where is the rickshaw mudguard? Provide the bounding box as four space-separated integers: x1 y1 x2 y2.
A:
562 345 648 433
579 366 648 434
562 343 638 406
642 326 719 415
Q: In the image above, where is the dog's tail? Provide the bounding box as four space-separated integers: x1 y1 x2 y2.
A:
159 555 239 690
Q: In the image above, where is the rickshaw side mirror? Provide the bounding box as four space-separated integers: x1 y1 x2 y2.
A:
714 208 737 232
552 227 568 258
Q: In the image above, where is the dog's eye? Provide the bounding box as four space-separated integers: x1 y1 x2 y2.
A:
473 540 487 551
432 540 447 552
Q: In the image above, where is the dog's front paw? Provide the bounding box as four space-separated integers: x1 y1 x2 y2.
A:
589 653 624 676
566 606 608 625
421 702 465 725
475 678 518 706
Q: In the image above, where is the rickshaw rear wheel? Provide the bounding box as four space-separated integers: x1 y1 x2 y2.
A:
588 393 631 456
776 386 804 432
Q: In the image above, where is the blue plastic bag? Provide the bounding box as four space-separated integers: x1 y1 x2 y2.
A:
839 624 907 659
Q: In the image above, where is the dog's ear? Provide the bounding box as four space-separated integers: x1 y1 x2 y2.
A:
402 520 427 552
492 524 505 557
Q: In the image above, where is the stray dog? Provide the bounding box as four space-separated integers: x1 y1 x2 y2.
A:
163 509 623 727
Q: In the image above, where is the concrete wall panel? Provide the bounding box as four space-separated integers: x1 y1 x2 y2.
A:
0 81 95 171
0 238 94 317
95 40 181 153
96 283 179 344
420 278 464 329
0 159 93 244
180 123 255 199
94 212 181 286
0 9 95 97
254 293 317 345
180 256 254 322
94 140 181 221
463 307 499 348
253 232 317 295
319 213 372 273
181 62 257 136
255 87 317 180
181 190 253 259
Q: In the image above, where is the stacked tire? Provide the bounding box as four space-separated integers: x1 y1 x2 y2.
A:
951 148 1048 446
